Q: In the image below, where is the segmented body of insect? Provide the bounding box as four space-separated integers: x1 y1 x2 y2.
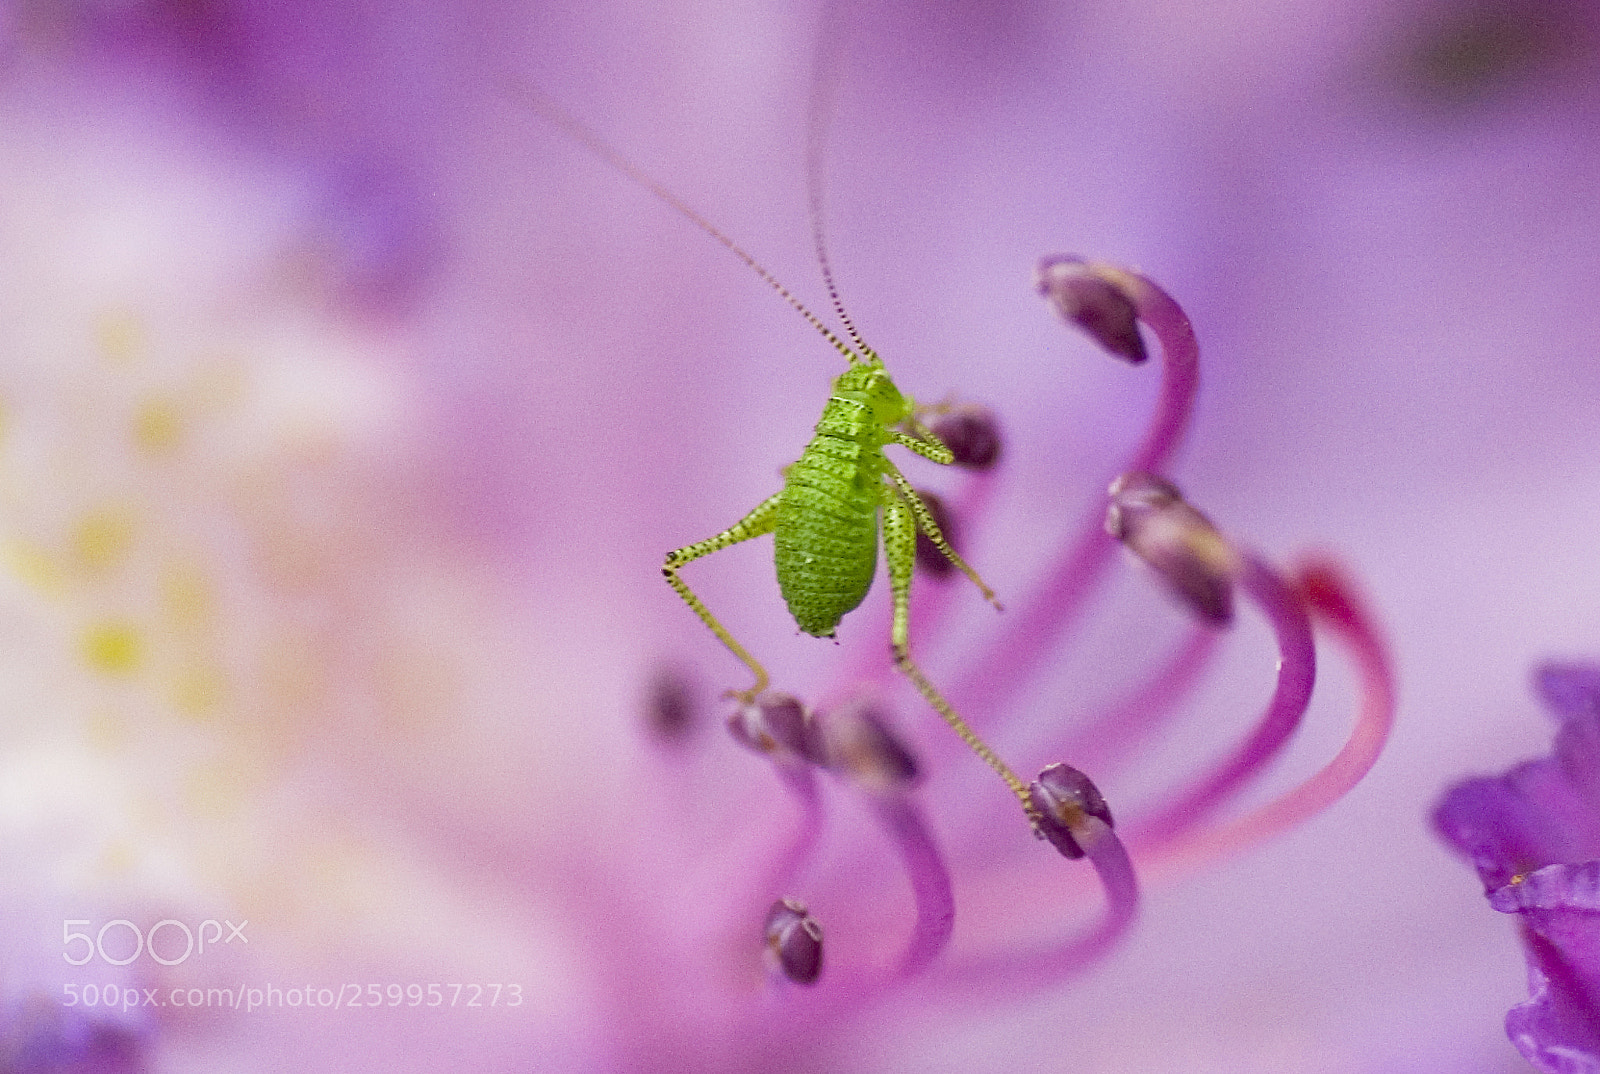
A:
661 352 996 692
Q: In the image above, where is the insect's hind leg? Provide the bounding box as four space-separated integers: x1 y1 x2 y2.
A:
664 492 783 702
883 461 1002 610
883 488 1036 818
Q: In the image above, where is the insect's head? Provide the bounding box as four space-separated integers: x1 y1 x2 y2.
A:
835 359 912 425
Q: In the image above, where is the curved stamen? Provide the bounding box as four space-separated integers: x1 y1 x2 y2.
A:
1103 266 1201 476
871 796 956 977
1026 815 1139 984
1129 552 1317 850
1148 558 1394 875
948 261 1200 725
727 694 830 920
955 476 1231 842
817 704 957 974
939 767 1139 992
764 766 827 897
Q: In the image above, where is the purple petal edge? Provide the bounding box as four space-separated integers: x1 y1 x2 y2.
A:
1536 663 1600 723
1490 861 1600 914
1507 925 1600 1074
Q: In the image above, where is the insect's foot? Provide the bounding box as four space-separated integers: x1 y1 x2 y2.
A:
726 692 825 766
912 489 959 580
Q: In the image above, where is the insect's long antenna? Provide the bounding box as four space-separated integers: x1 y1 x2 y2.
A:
805 7 869 364
502 77 862 367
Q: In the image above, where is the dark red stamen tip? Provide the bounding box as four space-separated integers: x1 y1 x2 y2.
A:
764 898 823 985
1035 256 1148 364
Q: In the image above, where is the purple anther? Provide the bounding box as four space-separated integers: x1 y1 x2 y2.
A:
1106 472 1237 625
820 704 920 794
727 693 824 765
930 408 1002 471
1035 256 1148 364
1030 763 1115 860
764 898 823 986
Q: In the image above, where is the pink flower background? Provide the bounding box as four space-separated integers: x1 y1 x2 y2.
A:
2 0 1598 1071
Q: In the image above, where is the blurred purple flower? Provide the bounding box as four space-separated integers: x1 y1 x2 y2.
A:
3 0 1599 1070
1435 663 1600 1072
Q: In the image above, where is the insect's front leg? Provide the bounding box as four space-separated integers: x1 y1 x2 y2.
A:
663 492 783 702
888 428 954 465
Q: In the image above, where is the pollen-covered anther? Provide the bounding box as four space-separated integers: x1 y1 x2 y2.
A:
1105 471 1239 625
1029 763 1115 859
930 407 1002 470
726 692 824 765
764 897 823 986
1034 256 1147 364
819 704 920 795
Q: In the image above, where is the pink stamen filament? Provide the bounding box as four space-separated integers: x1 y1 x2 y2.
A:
937 817 1139 994
945 268 1201 728
771 765 827 891
1128 552 1316 850
1146 557 1395 876
869 796 956 976
741 764 827 934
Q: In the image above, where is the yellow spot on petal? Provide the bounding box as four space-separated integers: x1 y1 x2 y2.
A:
72 508 135 574
95 308 145 365
133 398 184 453
82 621 142 675
2 542 65 595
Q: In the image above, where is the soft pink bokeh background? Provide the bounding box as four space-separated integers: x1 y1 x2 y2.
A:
4 0 1598 1070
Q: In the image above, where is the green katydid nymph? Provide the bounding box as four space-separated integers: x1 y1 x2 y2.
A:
511 75 1035 811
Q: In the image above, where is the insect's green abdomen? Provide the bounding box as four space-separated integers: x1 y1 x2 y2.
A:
776 434 881 637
